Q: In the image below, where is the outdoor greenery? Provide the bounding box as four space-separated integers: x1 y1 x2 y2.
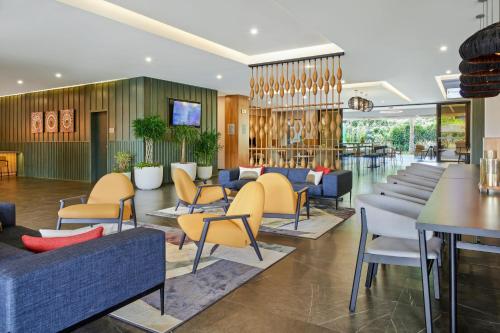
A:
168 125 200 163
113 151 133 173
132 115 167 165
194 130 222 167
343 117 436 152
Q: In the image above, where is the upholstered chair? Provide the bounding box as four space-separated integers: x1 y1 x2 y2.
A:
177 181 265 273
57 173 136 232
256 173 310 230
172 168 230 214
414 144 426 160
373 182 432 205
349 194 442 312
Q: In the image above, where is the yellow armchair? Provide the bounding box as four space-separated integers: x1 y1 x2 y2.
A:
256 173 310 230
173 168 230 214
177 181 265 273
57 173 136 232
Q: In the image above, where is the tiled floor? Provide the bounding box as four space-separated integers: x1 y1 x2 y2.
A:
1 157 500 332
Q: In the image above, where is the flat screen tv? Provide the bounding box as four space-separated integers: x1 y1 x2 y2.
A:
169 99 201 127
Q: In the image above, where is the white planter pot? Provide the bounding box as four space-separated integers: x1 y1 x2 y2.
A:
197 166 213 180
134 166 163 190
171 162 197 180
121 172 131 180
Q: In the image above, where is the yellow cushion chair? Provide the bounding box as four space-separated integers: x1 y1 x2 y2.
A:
173 168 230 214
256 173 309 230
57 173 136 232
177 181 265 273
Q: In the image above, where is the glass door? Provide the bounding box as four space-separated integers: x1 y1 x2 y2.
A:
436 102 470 162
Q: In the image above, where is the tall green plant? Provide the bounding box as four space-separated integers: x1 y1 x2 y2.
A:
194 131 222 166
169 125 199 163
132 116 167 165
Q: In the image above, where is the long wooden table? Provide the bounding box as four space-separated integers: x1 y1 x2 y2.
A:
416 164 500 332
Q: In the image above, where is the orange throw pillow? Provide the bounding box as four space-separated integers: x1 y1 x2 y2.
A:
22 227 104 253
315 166 332 175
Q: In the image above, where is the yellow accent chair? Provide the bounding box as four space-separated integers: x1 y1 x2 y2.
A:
177 181 265 273
256 173 309 230
172 168 230 214
57 173 136 232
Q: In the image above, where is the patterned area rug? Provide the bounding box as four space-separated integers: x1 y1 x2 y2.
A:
110 224 295 332
147 199 355 240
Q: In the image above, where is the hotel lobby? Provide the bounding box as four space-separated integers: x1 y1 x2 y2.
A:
1 1 500 332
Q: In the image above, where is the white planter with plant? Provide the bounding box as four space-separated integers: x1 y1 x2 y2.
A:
132 116 167 190
169 125 199 180
194 130 222 180
113 151 133 180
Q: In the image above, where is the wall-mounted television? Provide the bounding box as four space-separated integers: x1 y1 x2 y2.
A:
169 99 201 127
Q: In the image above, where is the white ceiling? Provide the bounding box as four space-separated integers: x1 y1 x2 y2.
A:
0 0 481 106
344 105 437 120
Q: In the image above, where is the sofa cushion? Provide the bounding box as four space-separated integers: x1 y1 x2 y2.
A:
224 179 252 190
0 242 33 263
288 168 310 183
22 227 104 253
263 167 289 177
293 182 323 197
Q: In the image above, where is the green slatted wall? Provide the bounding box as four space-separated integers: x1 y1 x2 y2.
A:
0 77 218 182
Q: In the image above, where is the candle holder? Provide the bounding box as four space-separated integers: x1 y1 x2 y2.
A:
479 150 500 194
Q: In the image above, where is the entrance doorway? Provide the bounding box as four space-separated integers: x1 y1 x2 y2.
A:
437 102 470 162
91 111 108 182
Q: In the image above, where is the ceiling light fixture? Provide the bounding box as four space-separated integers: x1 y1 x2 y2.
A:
341 80 346 84
17 80 23 85
250 27 258 35
55 73 62 78
446 70 452 74
216 74 222 79
440 45 448 52
145 56 152 62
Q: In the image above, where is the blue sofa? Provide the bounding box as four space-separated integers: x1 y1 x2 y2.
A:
219 167 352 208
0 202 166 333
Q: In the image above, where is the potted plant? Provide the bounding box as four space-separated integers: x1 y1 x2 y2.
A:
132 115 167 190
169 125 199 180
194 130 222 180
113 151 133 180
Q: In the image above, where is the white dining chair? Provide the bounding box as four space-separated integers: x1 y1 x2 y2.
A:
373 182 432 205
349 194 442 312
387 175 435 191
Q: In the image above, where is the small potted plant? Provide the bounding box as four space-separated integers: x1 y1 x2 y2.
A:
194 130 222 180
169 125 199 180
113 151 133 179
133 115 167 190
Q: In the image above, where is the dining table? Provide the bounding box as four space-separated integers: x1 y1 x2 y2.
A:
416 164 500 332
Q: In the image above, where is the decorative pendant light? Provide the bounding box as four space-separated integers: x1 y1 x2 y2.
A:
348 90 373 112
459 22 500 64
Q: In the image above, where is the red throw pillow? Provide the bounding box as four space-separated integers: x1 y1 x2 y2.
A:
315 166 332 175
22 227 104 253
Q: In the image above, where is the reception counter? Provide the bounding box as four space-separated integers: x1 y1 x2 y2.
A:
0 151 18 177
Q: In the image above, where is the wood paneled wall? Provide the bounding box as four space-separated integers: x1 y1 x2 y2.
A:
224 95 249 168
0 77 218 182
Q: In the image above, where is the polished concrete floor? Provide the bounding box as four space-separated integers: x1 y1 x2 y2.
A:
1 158 500 332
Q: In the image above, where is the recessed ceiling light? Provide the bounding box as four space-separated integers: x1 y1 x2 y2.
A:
17 80 23 85
216 74 222 80
55 73 62 78
145 56 152 62
341 80 346 84
439 45 448 52
445 70 452 74
250 27 258 35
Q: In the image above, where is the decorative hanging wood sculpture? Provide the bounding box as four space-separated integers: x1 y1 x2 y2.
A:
248 52 344 169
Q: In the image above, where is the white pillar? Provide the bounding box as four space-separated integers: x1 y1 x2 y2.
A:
409 117 415 153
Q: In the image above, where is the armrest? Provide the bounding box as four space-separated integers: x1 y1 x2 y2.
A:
197 183 225 188
119 194 135 203
295 187 308 194
218 168 240 185
0 228 165 333
203 214 250 223
0 202 15 228
322 170 352 197
59 195 88 208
